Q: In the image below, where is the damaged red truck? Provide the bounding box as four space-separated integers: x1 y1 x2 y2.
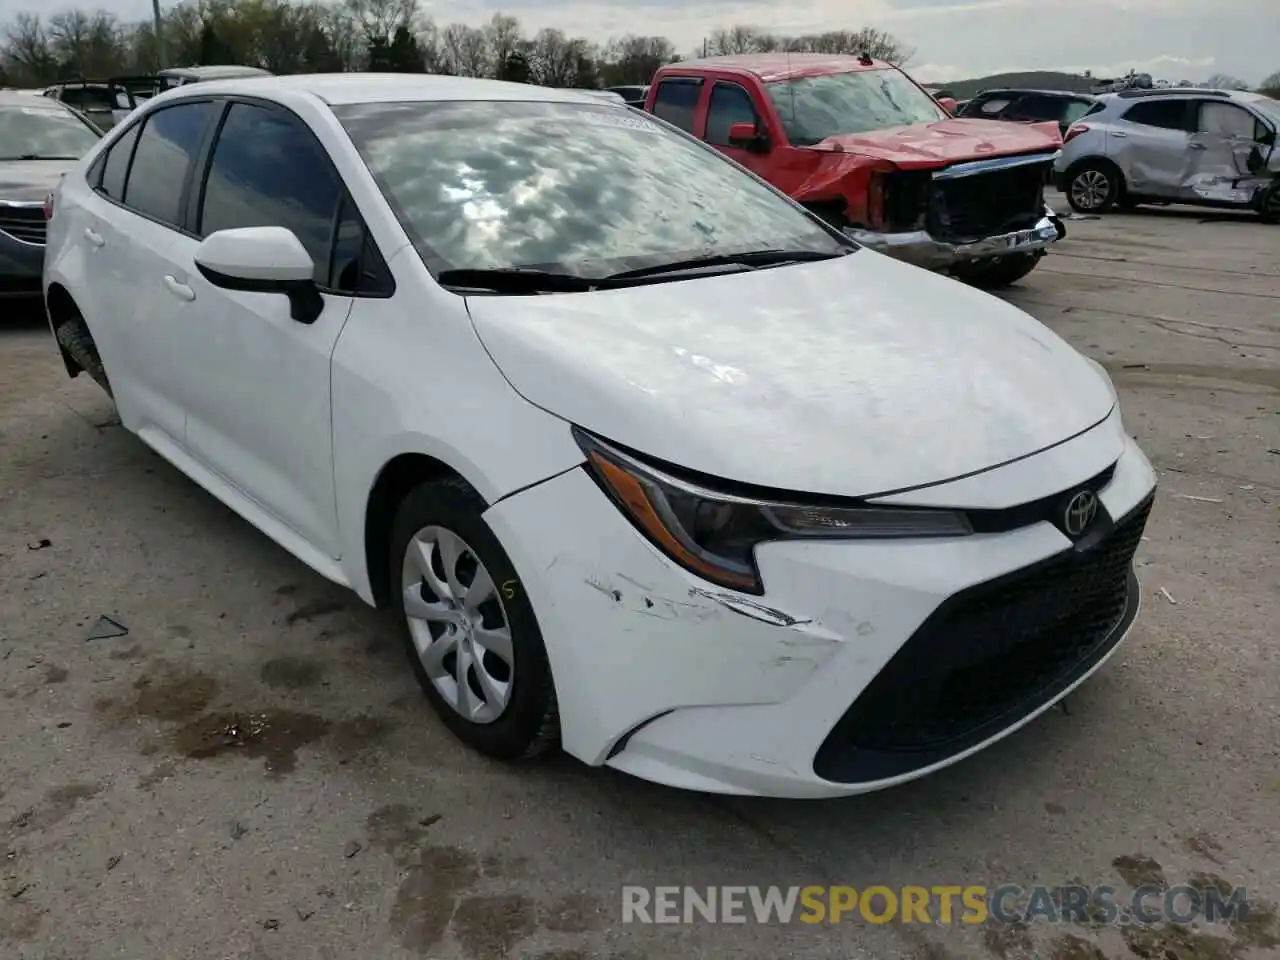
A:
644 54 1069 288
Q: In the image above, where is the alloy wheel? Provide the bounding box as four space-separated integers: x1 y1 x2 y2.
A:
401 525 514 724
1071 169 1111 210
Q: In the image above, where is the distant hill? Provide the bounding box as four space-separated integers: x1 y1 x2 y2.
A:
932 71 1097 100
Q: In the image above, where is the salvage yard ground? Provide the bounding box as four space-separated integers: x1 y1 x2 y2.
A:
1 192 1278 960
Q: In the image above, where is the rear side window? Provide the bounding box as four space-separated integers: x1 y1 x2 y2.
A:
1006 95 1066 122
1061 100 1095 125
706 83 759 145
99 123 142 200
197 102 341 284
652 78 701 133
1122 99 1190 131
124 102 216 227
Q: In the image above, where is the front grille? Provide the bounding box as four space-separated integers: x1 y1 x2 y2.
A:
928 161 1048 242
0 206 47 245
814 495 1153 783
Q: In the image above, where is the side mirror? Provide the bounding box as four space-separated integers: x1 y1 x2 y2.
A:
194 226 324 324
727 121 769 152
936 97 958 115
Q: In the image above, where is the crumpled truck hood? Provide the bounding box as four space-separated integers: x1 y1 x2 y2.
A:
467 251 1115 499
814 117 1062 167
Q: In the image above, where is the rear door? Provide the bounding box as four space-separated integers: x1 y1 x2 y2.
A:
1111 98 1194 197
649 77 703 135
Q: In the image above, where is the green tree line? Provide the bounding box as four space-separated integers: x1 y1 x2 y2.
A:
0 0 913 89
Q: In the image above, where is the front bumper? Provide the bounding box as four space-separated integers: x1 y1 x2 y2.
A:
847 210 1065 272
0 231 44 298
484 415 1157 799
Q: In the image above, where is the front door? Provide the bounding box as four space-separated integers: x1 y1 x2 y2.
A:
702 80 771 179
1183 99 1274 204
174 100 353 558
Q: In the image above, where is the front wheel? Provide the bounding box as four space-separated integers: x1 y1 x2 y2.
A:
389 477 559 760
950 252 1043 289
1066 161 1120 213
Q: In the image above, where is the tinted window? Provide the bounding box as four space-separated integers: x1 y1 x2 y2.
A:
198 102 341 283
706 83 759 145
1007 95 1067 121
0 104 100 160
99 123 142 199
124 102 215 226
1061 100 1094 125
1122 99 1190 131
336 100 848 280
652 79 701 132
329 194 364 292
1197 101 1259 139
766 70 945 145
974 98 1012 116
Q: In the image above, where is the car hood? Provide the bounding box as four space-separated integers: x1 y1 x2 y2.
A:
0 160 74 202
814 117 1062 167
466 252 1115 498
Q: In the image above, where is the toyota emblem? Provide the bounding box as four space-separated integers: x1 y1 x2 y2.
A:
1063 490 1099 537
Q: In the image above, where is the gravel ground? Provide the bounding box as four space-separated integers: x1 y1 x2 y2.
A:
1 193 1277 960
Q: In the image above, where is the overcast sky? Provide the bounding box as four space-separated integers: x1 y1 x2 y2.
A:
4 0 1275 85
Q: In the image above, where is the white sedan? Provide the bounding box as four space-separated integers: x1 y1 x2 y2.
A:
42 73 1157 798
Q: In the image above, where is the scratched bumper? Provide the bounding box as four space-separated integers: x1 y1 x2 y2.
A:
846 211 1065 272
482 424 1156 799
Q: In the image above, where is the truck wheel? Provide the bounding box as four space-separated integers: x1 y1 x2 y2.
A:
951 252 1043 289
1066 161 1120 213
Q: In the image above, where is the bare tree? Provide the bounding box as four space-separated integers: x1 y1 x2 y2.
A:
344 0 417 44
599 34 674 86
1205 72 1249 90
1259 70 1280 95
484 13 520 74
782 27 912 65
441 22 488 77
707 25 774 56
527 28 579 87
4 13 56 82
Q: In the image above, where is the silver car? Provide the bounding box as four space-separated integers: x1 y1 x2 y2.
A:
1053 88 1280 221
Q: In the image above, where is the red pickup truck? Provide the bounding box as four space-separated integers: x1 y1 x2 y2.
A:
643 54 1068 287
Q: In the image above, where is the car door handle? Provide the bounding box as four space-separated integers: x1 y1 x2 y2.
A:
163 275 195 302
83 227 105 247
1188 142 1206 150
1110 131 1128 138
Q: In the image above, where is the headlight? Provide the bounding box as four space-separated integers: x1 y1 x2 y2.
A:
575 429 972 594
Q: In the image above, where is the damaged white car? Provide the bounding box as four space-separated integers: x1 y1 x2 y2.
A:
44 74 1158 798
1055 88 1280 220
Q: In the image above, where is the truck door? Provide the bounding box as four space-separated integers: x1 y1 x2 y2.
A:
701 80 772 179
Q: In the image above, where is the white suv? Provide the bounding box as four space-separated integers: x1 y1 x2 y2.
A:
1054 88 1280 220
43 74 1156 798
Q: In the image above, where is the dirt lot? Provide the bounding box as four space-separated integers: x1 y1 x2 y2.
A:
1 194 1278 960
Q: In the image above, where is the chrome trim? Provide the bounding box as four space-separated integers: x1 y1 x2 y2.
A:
0 227 45 247
932 151 1061 180
0 200 47 209
846 214 1063 271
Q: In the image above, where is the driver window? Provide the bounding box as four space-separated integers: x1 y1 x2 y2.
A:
198 102 341 285
706 83 760 146
1197 102 1257 139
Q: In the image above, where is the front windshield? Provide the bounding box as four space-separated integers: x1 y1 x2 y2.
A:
0 104 100 160
1250 96 1280 127
766 69 947 145
335 100 848 278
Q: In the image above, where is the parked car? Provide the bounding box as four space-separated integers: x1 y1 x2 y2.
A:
606 84 649 108
42 80 137 130
154 65 273 90
644 54 1067 288
1054 88 1280 220
957 89 1099 138
1 92 101 300
44 74 1156 799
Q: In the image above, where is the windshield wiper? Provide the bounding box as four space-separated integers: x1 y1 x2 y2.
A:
601 248 851 282
435 267 594 294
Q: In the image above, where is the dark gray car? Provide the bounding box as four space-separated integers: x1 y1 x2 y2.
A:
0 93 102 300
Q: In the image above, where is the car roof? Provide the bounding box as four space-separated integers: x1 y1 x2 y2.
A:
154 72 628 107
976 88 1096 99
662 53 892 83
157 65 273 80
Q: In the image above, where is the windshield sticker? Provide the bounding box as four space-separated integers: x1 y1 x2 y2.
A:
573 109 660 133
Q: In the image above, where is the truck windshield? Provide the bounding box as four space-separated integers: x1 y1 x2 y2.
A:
766 69 946 145
336 99 850 279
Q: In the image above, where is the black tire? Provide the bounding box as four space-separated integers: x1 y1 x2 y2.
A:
389 476 559 760
1258 181 1280 224
950 252 1043 289
54 314 112 396
1065 160 1121 213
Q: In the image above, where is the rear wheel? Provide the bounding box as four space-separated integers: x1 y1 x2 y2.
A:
389 477 559 760
1066 161 1121 213
951 252 1043 289
1259 181 1280 224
